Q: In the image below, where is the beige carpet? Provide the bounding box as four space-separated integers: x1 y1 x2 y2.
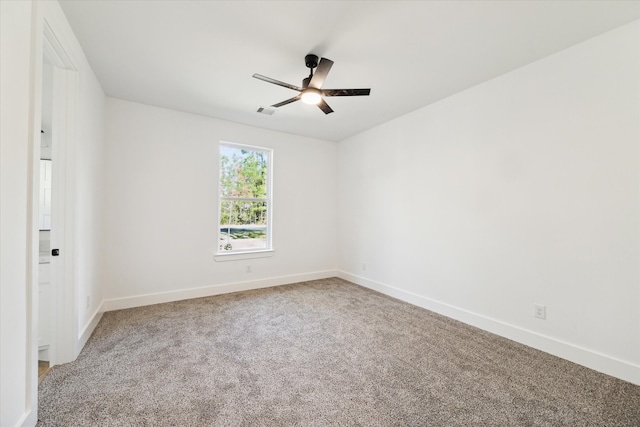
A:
38 278 639 426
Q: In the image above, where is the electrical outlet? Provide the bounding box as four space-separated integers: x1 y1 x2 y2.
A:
362 263 367 271
246 265 252 273
534 304 546 320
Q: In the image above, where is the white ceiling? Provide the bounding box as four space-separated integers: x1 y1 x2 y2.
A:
59 1 640 142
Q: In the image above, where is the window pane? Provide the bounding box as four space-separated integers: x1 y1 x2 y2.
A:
219 200 268 252
218 142 271 254
220 146 268 198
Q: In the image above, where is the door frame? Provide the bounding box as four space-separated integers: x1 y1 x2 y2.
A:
43 20 79 366
26 10 79 424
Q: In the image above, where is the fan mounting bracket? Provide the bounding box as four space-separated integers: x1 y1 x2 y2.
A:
305 54 319 70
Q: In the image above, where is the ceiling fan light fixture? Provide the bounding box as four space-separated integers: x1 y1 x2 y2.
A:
301 88 322 105
253 55 370 115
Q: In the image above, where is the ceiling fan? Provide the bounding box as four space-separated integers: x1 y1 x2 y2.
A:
253 54 371 114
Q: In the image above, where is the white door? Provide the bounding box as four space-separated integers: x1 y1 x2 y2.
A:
39 160 52 230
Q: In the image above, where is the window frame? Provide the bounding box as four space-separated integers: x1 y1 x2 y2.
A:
215 141 273 259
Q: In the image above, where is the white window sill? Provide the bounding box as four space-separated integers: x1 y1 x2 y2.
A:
214 249 274 262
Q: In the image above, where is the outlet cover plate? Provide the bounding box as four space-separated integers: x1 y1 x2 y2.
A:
534 304 546 320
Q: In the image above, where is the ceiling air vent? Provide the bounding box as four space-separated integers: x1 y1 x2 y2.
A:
257 107 277 115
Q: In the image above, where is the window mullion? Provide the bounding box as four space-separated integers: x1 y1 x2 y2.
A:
221 197 269 203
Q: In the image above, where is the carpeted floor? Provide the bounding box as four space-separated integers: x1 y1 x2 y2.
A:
38 278 640 426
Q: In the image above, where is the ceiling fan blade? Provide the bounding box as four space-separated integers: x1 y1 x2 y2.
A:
309 57 334 89
322 88 371 97
253 74 302 92
317 98 334 114
272 95 301 108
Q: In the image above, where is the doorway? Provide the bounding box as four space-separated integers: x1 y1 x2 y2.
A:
37 56 54 379
31 19 80 383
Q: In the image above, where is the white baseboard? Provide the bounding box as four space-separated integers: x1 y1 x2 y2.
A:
18 410 35 427
338 270 640 386
77 302 104 352
38 346 50 362
102 270 338 312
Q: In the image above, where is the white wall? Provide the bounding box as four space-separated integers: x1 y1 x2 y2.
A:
1 2 34 425
102 98 337 307
73 41 106 343
0 1 106 425
338 20 640 384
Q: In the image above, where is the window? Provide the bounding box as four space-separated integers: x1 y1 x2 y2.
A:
218 142 272 254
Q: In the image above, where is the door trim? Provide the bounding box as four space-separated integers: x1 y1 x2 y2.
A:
27 9 80 424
